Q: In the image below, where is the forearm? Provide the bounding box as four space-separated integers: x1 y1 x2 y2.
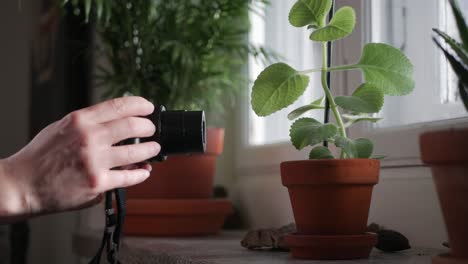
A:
0 158 30 223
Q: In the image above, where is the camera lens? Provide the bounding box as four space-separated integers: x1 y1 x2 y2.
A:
141 105 206 161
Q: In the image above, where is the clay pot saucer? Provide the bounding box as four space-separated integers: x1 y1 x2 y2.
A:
285 232 377 260
432 254 468 264
123 199 232 236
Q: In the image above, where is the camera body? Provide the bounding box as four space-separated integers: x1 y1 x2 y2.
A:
140 105 206 161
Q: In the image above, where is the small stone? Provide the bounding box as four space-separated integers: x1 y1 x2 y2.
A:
240 223 296 251
375 229 411 252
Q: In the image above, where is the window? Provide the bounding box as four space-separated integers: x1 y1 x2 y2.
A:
368 0 467 128
248 0 324 146
239 0 468 171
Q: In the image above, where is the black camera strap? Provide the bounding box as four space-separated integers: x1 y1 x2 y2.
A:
89 188 126 264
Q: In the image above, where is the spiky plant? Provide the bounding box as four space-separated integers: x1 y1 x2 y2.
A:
433 0 468 110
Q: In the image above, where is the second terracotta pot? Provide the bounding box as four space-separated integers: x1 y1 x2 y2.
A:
420 129 468 259
127 127 224 199
281 159 380 235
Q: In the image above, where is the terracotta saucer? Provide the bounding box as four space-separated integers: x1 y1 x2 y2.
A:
433 254 468 264
285 232 377 260
123 199 232 236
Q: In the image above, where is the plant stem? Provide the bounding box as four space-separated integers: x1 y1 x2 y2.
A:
299 68 323 74
299 64 358 75
328 64 359 72
320 41 347 157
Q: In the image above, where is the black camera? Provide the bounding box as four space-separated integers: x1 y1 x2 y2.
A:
140 105 206 161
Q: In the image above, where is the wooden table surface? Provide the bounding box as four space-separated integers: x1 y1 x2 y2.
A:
73 231 445 264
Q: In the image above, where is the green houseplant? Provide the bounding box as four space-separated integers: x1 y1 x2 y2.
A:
421 0 468 262
250 0 415 260
62 0 272 235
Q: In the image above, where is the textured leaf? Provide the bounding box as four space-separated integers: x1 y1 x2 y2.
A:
334 137 373 158
288 0 332 28
310 6 356 41
309 146 334 159
335 84 384 113
356 43 415 96
290 118 338 150
287 97 325 120
252 63 309 116
433 28 468 65
354 138 373 158
334 136 357 158
449 0 468 50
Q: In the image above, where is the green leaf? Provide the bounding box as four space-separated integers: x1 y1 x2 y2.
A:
287 97 325 120
335 83 384 113
335 137 374 158
309 146 334 159
288 0 332 28
434 39 468 107
460 81 468 111
356 43 415 96
449 0 468 50
96 0 104 21
251 63 309 116
354 138 374 158
290 118 338 150
372 155 386 160
310 6 356 41
334 136 357 158
433 28 468 65
84 0 91 22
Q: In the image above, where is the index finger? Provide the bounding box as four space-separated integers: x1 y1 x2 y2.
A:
81 96 154 123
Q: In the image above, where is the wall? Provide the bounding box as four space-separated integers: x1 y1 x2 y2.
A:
0 2 82 263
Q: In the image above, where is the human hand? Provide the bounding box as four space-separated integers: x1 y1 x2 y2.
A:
1 96 159 218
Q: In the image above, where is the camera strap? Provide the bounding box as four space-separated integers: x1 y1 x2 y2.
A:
89 188 126 264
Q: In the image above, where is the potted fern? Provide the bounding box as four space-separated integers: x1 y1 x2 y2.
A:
63 0 271 200
250 0 415 260
421 0 468 262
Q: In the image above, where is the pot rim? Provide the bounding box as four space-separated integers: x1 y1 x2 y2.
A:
281 158 380 166
281 159 380 186
420 128 468 164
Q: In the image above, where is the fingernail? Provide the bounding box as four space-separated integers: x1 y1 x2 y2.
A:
143 170 150 178
153 142 161 154
147 164 153 172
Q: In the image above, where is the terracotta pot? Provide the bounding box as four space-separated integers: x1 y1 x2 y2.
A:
123 199 233 236
420 129 468 259
281 159 380 235
126 127 224 199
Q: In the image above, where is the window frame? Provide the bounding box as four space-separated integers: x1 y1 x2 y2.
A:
235 0 468 175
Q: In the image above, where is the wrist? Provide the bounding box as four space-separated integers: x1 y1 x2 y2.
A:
0 158 31 218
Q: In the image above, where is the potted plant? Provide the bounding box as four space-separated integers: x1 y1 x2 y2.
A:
250 0 415 260
422 0 468 263
63 0 272 199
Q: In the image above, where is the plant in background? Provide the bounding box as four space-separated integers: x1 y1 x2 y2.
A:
433 0 468 111
251 0 415 159
62 0 273 125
